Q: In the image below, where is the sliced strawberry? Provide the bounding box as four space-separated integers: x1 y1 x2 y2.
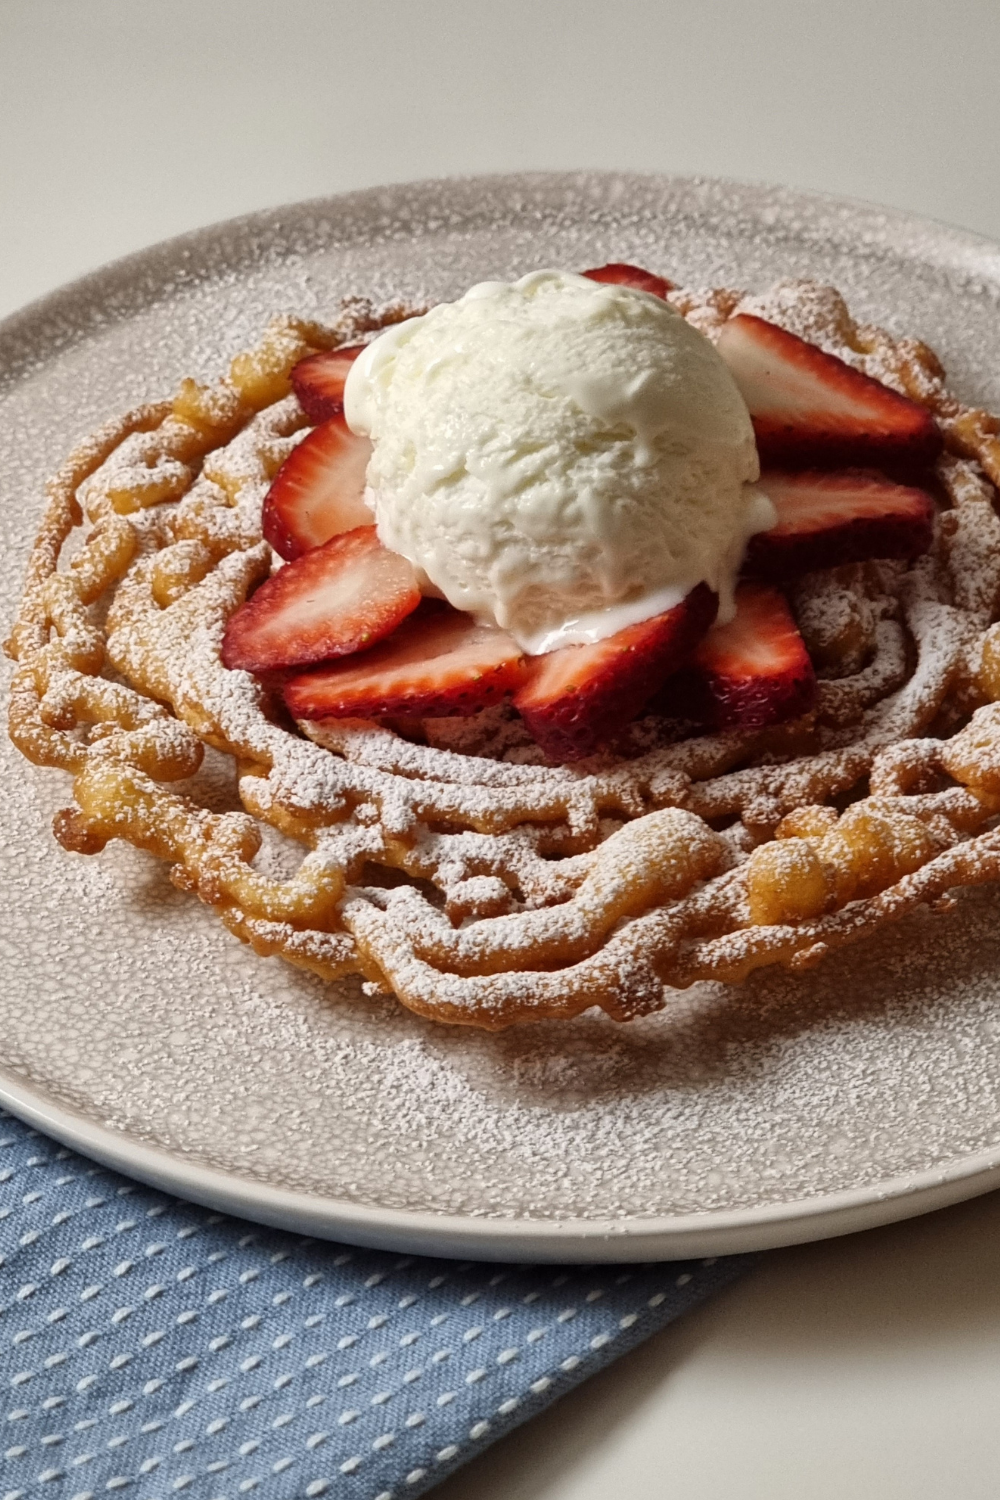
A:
262 415 373 561
745 470 936 580
284 601 528 720
222 527 420 673
513 584 718 760
291 345 365 423
715 314 941 472
582 263 672 299
661 584 815 731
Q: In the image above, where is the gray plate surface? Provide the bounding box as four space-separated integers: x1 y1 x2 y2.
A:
4 172 1000 1261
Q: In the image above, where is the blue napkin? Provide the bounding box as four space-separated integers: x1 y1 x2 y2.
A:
0 1111 751 1499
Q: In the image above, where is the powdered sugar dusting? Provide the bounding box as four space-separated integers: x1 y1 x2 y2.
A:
5 175 1000 1244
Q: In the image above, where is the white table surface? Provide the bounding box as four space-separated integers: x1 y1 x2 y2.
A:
3 2 1000 1495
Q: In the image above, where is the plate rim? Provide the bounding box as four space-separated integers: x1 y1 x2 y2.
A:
3 1065 1000 1263
4 168 1000 378
5 169 1000 1261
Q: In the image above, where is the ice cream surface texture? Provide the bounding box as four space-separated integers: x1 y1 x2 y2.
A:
344 270 775 654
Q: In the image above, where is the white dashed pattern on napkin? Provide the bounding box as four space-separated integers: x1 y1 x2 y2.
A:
0 1112 751 1500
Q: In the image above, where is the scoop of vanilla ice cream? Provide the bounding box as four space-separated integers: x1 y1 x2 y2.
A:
344 270 774 654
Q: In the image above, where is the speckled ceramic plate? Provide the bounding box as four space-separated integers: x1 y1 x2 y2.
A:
4 172 1000 1262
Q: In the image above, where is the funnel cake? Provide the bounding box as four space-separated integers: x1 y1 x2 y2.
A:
9 280 1000 1030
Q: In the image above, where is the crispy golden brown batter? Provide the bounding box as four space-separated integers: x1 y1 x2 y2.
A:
9 282 1000 1028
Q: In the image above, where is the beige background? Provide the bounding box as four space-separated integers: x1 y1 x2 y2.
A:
3 1 1000 1495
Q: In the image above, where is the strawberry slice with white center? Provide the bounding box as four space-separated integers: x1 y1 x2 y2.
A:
716 313 941 472
291 344 365 423
262 415 373 561
745 469 936 580
663 584 815 731
283 601 528 720
222 526 421 674
513 584 718 761
582 262 673 299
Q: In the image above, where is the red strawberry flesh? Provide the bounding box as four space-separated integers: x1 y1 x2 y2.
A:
716 314 941 473
291 345 365 424
661 584 815 731
222 527 421 674
284 602 528 720
581 263 673 299
513 583 718 760
745 469 936 580
262 414 373 561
